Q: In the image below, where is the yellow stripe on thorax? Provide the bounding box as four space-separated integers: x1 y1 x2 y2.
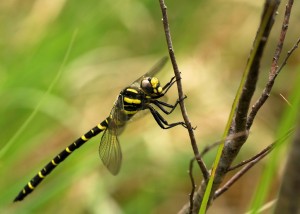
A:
126 88 138 94
124 97 141 104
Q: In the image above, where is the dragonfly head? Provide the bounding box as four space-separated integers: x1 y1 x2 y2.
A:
141 77 163 96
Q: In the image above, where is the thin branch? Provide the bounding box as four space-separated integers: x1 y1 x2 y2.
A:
158 0 209 181
200 141 221 157
214 128 294 199
213 152 269 199
188 158 197 214
270 1 293 77
246 0 295 130
200 131 249 157
234 0 280 134
276 36 300 75
228 143 274 171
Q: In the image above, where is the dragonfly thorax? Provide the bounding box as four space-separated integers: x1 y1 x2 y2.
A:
140 77 162 96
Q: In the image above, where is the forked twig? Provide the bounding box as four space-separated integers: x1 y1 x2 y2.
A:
246 0 296 130
276 36 300 74
214 128 294 199
188 131 248 212
213 153 269 200
228 143 274 171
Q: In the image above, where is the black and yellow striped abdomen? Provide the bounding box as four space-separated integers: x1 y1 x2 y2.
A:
13 120 108 202
14 87 147 202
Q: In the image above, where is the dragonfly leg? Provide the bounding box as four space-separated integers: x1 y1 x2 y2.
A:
151 95 187 115
160 75 178 95
147 105 187 129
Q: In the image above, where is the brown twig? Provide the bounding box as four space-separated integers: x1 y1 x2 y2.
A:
187 131 248 213
234 0 280 135
276 36 300 75
215 128 294 199
188 158 197 214
246 0 295 130
228 143 275 171
158 0 209 181
200 131 249 157
213 152 269 199
158 2 209 212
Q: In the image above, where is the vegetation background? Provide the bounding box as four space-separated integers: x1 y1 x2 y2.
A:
0 0 299 213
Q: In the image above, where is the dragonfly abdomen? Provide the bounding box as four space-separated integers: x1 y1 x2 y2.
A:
13 119 109 202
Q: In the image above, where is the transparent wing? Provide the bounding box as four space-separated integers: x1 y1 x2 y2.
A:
131 56 168 87
98 96 126 175
99 128 122 175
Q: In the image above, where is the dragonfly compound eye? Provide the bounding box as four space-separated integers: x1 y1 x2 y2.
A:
141 77 162 95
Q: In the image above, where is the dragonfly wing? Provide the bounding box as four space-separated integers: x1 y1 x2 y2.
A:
99 128 122 175
99 96 126 175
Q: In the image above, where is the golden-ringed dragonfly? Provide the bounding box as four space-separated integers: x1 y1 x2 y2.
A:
14 57 186 202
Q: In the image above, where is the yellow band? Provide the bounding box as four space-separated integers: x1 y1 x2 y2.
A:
97 124 106 130
81 135 88 141
28 182 34 190
52 160 57 166
124 97 141 104
126 88 138 94
38 171 44 178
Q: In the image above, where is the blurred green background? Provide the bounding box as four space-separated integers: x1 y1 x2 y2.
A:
1 0 299 213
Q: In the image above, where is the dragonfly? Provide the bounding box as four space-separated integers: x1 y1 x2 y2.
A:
14 57 186 202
